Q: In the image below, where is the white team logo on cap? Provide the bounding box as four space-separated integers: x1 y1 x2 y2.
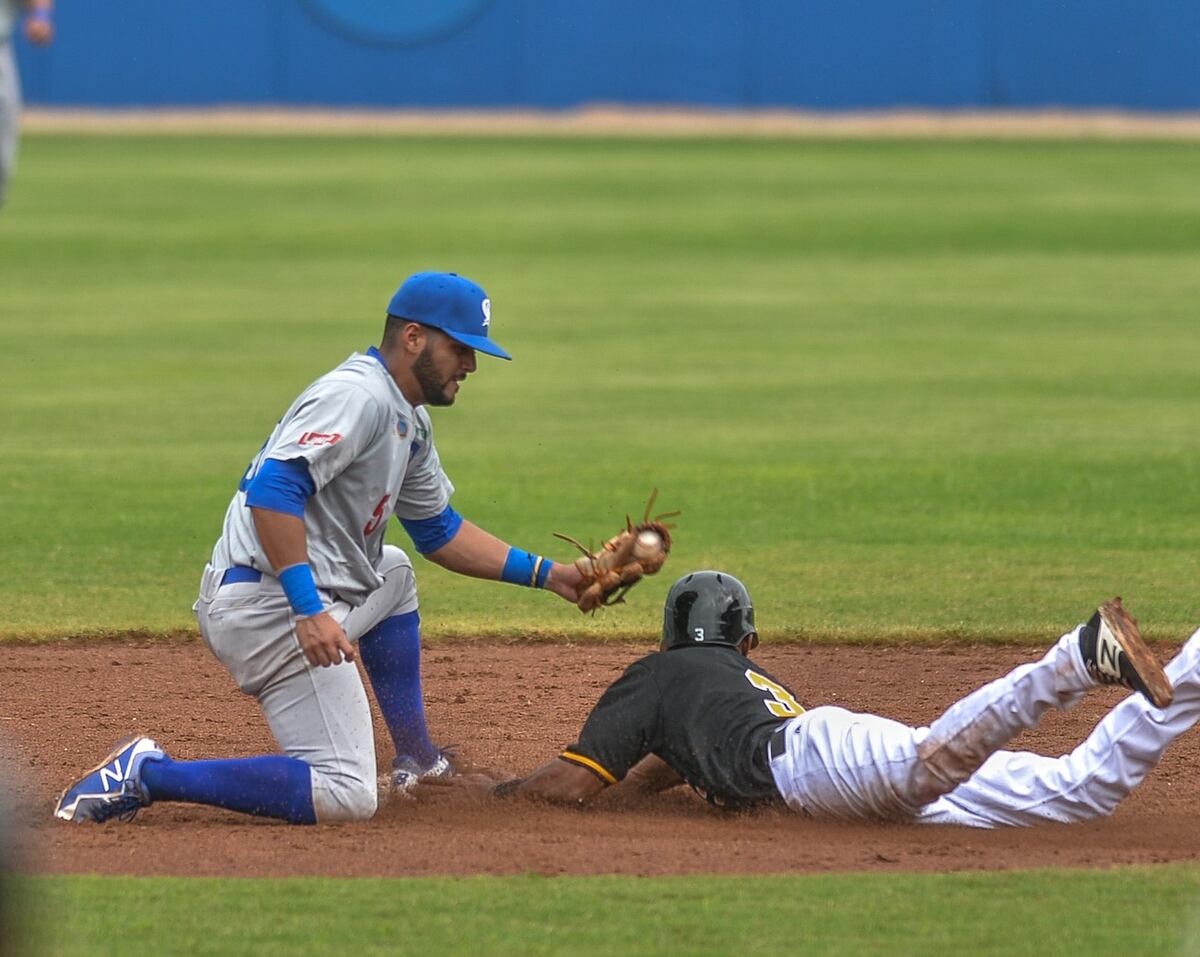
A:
481 298 491 327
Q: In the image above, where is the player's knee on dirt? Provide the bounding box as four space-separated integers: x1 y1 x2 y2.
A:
310 770 378 822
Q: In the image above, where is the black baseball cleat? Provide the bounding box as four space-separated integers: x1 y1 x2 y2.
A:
1079 598 1173 708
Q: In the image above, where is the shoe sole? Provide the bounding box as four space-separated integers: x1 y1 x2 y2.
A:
1099 598 1173 709
54 734 148 822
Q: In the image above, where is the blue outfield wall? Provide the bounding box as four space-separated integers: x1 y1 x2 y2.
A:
13 1 1200 111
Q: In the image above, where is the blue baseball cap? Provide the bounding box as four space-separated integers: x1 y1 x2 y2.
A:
386 271 512 360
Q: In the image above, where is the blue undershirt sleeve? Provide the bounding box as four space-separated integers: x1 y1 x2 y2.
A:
244 458 316 518
400 505 464 554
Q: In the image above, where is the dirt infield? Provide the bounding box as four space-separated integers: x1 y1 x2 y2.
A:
4 636 1198 878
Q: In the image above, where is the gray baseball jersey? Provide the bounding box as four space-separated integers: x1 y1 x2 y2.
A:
210 351 453 604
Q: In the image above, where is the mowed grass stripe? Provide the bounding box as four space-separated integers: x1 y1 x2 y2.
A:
1 136 1198 638
15 867 1200 956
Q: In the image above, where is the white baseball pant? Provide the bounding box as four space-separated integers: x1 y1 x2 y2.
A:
769 626 1200 827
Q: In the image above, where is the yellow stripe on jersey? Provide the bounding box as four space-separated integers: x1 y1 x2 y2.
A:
559 750 618 785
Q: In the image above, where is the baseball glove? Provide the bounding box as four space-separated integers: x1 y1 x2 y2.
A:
555 489 678 613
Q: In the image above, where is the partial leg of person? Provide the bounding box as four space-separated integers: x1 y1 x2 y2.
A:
56 566 377 824
90 653 371 825
768 601 1169 822
338 546 450 788
917 625 1200 826
0 38 20 208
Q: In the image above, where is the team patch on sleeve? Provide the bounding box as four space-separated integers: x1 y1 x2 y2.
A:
297 431 343 446
559 751 617 785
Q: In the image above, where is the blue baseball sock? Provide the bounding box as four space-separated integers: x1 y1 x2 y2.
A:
357 610 439 767
140 754 317 825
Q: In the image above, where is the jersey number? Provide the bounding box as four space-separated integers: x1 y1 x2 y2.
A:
744 670 804 719
363 494 391 536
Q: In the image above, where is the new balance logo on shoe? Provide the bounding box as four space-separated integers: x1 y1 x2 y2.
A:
98 760 128 790
1097 633 1121 676
54 736 166 824
1080 598 1173 709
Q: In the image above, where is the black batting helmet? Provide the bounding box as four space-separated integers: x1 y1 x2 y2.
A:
661 570 756 651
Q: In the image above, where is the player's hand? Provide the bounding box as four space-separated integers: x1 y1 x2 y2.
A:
415 770 513 801
295 611 355 668
23 15 53 45
544 561 585 604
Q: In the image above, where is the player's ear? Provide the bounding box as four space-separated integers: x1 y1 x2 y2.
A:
740 633 759 656
401 321 428 354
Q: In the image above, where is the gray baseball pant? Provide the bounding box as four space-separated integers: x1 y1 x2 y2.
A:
195 545 418 822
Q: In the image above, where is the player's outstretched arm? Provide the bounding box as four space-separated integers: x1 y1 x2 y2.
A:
493 758 608 805
414 757 604 805
598 755 683 801
422 518 584 603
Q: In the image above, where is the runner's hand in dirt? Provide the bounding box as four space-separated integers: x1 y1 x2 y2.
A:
414 769 514 801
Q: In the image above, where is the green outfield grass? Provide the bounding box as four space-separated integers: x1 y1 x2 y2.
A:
1 135 1198 640
12 866 1199 956
4 133 1200 956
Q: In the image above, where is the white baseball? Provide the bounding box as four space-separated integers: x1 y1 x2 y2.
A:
634 529 663 559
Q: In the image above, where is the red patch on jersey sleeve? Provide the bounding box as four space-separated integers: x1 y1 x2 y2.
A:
297 431 343 447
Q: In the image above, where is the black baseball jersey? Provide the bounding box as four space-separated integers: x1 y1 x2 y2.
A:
559 644 806 806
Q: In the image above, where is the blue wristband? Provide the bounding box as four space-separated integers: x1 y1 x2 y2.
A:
278 563 324 617
500 548 553 589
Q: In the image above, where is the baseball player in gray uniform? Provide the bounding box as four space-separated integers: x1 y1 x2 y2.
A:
0 0 52 207
55 271 586 825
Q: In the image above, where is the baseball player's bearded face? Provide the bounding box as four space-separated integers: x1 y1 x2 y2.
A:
413 331 478 407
